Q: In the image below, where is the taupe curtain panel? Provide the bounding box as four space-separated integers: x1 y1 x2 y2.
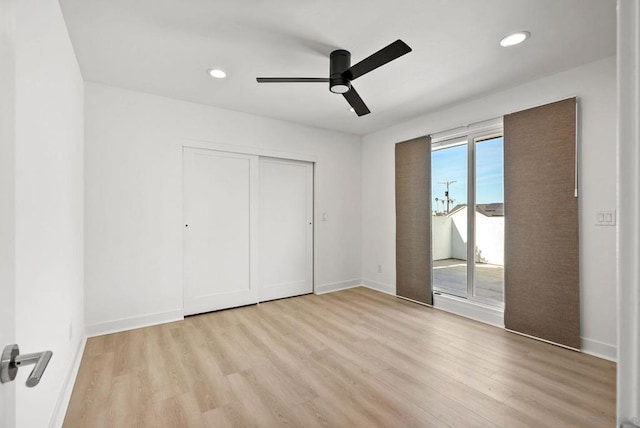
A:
504 98 580 349
395 136 432 305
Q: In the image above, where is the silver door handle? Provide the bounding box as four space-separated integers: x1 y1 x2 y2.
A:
1 344 53 387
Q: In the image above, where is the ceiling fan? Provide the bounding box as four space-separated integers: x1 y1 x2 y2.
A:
256 40 412 117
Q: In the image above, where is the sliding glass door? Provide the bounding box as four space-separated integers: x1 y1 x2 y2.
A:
431 139 468 298
473 135 504 303
431 133 504 306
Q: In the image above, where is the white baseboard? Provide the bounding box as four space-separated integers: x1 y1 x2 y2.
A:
314 279 362 295
49 334 86 428
433 293 504 328
581 337 617 362
86 309 184 337
361 279 395 295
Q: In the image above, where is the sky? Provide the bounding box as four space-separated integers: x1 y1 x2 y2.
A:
431 137 504 212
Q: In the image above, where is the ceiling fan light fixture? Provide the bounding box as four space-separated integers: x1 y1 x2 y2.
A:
500 31 530 47
207 68 227 78
330 83 350 94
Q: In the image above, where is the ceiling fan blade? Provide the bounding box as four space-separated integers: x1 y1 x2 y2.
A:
256 77 329 83
342 40 412 81
343 85 371 116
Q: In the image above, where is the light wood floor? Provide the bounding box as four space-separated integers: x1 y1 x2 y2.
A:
63 287 616 427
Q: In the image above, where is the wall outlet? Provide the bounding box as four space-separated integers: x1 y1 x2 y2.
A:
377 264 383 274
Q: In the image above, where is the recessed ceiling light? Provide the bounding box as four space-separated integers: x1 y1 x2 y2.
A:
207 68 227 79
500 31 530 47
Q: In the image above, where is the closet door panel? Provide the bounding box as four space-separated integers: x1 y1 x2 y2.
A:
259 158 313 302
183 148 258 315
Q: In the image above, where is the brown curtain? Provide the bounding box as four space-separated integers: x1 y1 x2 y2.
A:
504 98 580 349
395 136 432 305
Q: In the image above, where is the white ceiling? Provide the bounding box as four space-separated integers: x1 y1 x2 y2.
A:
59 0 616 136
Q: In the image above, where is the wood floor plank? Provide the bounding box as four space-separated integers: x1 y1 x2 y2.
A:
64 287 616 427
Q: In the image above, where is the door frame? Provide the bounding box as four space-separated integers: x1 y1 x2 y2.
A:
0 0 17 425
182 138 317 164
430 119 504 308
466 130 504 307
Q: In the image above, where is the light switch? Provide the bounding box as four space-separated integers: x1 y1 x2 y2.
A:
596 210 616 226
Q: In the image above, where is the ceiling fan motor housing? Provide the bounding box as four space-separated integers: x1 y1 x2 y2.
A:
329 49 351 94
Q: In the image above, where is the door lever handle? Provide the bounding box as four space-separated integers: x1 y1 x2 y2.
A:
1 344 53 387
15 350 53 387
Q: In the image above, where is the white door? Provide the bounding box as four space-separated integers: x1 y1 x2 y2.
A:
183 148 259 315
0 0 16 424
259 158 313 301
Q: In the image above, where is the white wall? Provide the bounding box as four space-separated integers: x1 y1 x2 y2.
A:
14 0 85 427
431 216 452 260
362 57 617 360
450 209 468 261
476 215 504 265
84 83 362 334
435 207 505 265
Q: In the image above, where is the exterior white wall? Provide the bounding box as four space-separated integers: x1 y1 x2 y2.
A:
431 216 452 260
432 209 504 265
14 0 85 427
362 57 617 359
84 83 362 334
450 209 467 261
476 215 504 265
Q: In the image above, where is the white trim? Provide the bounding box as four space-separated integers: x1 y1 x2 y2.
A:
314 279 361 295
433 292 504 328
505 328 580 352
581 337 617 362
430 117 503 143
86 309 184 337
574 98 579 197
183 138 317 163
617 0 640 420
361 279 396 295
48 334 86 428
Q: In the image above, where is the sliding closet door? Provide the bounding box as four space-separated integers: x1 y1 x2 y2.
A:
259 158 313 302
183 148 259 315
504 98 579 349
